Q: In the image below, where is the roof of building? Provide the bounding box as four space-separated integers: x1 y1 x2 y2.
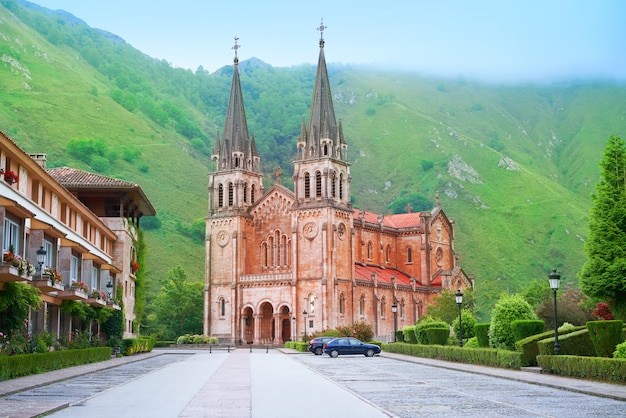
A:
47 167 156 217
353 209 422 229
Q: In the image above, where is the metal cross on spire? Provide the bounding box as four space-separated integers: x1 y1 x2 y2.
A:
317 18 327 47
232 36 241 62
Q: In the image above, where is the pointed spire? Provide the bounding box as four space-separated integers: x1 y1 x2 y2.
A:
306 19 341 160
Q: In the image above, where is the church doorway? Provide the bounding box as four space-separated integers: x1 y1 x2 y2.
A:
280 305 292 342
243 307 254 344
259 302 274 344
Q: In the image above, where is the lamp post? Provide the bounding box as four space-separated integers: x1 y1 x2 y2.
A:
391 303 398 342
303 310 308 341
36 246 47 279
549 269 561 355
455 289 464 347
106 278 114 300
292 316 296 342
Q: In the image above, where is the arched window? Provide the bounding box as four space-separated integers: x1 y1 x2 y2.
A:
315 171 322 197
407 247 413 263
275 230 280 266
309 294 315 314
331 172 337 198
359 295 365 316
218 184 224 208
234 156 240 168
228 183 234 206
339 293 344 314
339 173 344 200
400 300 405 319
220 298 226 317
367 242 372 260
269 236 274 266
304 173 310 198
251 184 256 203
243 183 248 203
323 143 328 156
282 235 288 266
380 297 386 317
262 242 268 267
385 245 390 263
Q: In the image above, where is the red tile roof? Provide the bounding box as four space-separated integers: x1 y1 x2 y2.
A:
355 264 413 286
47 167 137 189
353 209 421 229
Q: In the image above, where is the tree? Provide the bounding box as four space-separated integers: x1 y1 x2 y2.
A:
580 135 626 319
489 293 537 350
152 266 203 340
427 289 475 324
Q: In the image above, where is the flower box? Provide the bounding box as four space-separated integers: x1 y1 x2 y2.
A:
0 169 18 184
0 265 23 283
87 297 107 307
57 288 88 300
32 277 65 293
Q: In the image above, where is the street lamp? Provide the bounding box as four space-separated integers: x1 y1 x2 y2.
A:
455 289 464 347
36 246 47 278
549 269 561 355
303 310 308 341
292 316 296 342
106 278 114 300
391 303 398 342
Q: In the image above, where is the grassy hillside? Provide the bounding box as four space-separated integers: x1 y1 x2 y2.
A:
1 2 625 316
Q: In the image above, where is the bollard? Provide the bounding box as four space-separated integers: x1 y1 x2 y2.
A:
227 344 230 353
250 343 252 353
266 345 269 353
209 344 212 354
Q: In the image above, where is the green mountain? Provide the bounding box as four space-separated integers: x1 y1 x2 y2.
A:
1 1 625 315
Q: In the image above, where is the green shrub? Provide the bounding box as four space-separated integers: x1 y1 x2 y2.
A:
465 337 479 348
537 354 626 383
416 317 449 345
587 320 624 357
614 341 626 358
452 309 476 341
425 328 449 345
489 294 537 350
511 320 544 342
395 329 405 342
403 326 417 344
515 326 586 366
474 323 490 347
537 328 596 357
0 347 111 381
123 336 154 355
382 342 524 369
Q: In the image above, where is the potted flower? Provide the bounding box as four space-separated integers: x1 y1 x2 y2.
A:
131 260 139 274
90 290 106 300
0 169 18 184
70 281 89 293
3 251 20 267
43 267 63 284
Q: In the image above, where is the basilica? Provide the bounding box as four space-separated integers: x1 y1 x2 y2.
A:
204 29 473 344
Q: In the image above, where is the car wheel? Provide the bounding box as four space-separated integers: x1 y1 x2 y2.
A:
330 349 339 358
315 347 323 355
365 349 374 357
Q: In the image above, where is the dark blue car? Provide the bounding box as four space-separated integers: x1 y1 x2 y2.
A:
323 337 381 358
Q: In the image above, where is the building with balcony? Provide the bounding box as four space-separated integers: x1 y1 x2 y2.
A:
1 131 155 340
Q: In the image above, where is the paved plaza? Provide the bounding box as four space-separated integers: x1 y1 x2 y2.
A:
1 348 626 417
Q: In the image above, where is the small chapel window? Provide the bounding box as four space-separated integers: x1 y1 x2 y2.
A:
243 183 248 203
218 184 224 208
339 293 344 314
385 245 390 263
304 173 310 198
339 174 344 200
331 172 337 198
220 298 226 317
367 242 372 260
315 172 322 197
359 296 365 316
251 184 256 203
228 183 234 206
407 247 413 263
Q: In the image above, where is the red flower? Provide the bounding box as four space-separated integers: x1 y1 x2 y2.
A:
131 260 139 273
1 169 18 184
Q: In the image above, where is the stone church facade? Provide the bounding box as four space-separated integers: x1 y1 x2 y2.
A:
204 33 473 344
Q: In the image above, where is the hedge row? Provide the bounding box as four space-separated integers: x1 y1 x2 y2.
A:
537 354 626 383
515 326 586 366
537 328 596 357
0 347 112 381
382 342 525 369
123 336 155 355
285 341 308 352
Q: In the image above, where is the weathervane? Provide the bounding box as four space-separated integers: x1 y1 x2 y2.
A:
317 18 327 46
232 36 240 62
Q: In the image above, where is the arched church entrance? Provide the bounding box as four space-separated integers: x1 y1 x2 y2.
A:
243 306 254 344
280 305 292 342
259 302 274 344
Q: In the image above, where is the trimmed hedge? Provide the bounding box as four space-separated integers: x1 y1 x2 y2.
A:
285 341 308 352
416 319 449 345
395 329 405 343
587 320 624 357
511 320 544 342
538 354 626 383
403 326 417 344
425 328 449 345
474 323 490 347
123 336 155 355
0 347 112 381
382 342 525 369
515 326 586 366
537 328 596 357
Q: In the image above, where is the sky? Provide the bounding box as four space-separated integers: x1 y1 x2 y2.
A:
30 0 626 83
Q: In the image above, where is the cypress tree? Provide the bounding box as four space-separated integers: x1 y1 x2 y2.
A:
580 134 626 319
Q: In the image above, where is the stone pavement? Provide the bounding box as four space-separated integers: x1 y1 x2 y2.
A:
0 347 625 417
